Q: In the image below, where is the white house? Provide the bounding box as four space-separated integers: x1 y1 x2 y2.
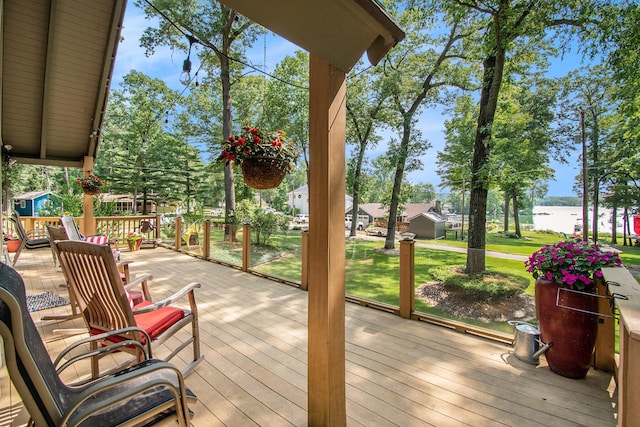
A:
287 185 353 215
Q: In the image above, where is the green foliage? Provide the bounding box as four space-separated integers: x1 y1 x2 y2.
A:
493 230 520 239
537 197 581 206
232 198 290 245
430 266 529 300
253 211 290 246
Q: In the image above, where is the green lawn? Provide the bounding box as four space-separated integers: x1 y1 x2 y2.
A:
253 229 640 334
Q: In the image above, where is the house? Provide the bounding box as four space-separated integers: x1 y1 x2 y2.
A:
346 203 387 226
408 211 446 239
12 191 55 217
401 202 436 222
287 185 353 215
100 194 156 214
347 202 437 227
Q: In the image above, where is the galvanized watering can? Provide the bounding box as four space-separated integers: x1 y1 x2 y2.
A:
508 321 552 365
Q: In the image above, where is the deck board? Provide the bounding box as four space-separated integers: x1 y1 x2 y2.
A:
0 246 617 426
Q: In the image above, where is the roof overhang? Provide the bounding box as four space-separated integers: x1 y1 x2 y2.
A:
0 0 402 168
217 0 404 73
1 0 127 167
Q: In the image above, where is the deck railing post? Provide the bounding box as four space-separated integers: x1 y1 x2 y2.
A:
155 214 161 240
301 230 309 291
242 223 251 272
203 219 211 259
593 280 615 372
602 267 640 426
399 238 415 319
175 216 182 250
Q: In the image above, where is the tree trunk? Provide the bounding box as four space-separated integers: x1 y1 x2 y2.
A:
220 54 237 243
503 194 510 232
611 205 617 244
466 51 505 274
513 193 521 237
349 144 367 237
384 116 411 250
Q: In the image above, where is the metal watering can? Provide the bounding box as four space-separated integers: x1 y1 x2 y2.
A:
508 321 552 365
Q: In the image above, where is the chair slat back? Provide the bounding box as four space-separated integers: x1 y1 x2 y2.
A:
46 225 68 241
60 215 84 240
55 241 137 336
10 213 28 241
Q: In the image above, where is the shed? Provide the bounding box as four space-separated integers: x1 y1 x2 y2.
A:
408 212 446 239
12 191 54 217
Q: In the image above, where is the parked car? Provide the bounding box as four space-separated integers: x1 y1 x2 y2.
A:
345 217 364 230
294 214 309 224
365 227 387 237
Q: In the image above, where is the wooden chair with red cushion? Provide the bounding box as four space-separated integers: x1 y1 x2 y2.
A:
60 214 119 250
53 240 204 379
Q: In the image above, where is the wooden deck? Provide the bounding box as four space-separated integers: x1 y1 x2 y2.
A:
1 246 617 426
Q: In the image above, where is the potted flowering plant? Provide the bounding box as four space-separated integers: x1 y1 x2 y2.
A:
219 126 300 189
76 174 103 195
526 239 622 291
525 239 622 379
4 233 20 253
126 232 142 251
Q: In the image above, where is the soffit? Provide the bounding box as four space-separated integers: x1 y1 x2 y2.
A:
1 0 126 167
216 0 404 73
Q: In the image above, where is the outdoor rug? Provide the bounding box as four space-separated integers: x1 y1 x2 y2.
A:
26 291 69 312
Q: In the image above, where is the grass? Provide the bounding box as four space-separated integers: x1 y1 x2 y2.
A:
171 225 640 334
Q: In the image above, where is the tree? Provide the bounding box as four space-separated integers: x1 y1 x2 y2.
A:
430 0 612 273
345 62 391 236
98 71 194 213
437 95 477 235
381 5 474 250
555 65 618 240
492 78 557 236
137 0 260 239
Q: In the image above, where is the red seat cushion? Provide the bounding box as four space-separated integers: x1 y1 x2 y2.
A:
91 302 185 343
84 235 109 245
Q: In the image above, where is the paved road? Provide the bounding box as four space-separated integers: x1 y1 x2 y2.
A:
349 232 528 262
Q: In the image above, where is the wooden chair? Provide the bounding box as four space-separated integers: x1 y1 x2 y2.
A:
140 219 162 248
46 225 139 336
0 262 196 426
46 224 68 266
54 240 204 378
9 211 50 266
60 214 119 249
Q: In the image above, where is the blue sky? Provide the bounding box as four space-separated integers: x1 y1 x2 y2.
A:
112 4 589 198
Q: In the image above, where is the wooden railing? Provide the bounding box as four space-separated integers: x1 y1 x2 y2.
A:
602 267 640 426
6 215 160 244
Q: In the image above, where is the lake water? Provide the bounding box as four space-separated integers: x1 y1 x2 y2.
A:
531 206 630 235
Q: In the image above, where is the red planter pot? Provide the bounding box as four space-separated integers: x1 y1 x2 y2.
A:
535 278 599 379
6 240 21 253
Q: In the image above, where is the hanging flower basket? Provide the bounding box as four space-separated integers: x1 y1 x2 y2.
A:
77 174 103 195
241 157 288 190
219 126 299 190
82 187 101 196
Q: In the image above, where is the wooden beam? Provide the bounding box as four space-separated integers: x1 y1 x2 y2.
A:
307 54 347 427
399 239 415 319
88 0 127 158
82 156 96 235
